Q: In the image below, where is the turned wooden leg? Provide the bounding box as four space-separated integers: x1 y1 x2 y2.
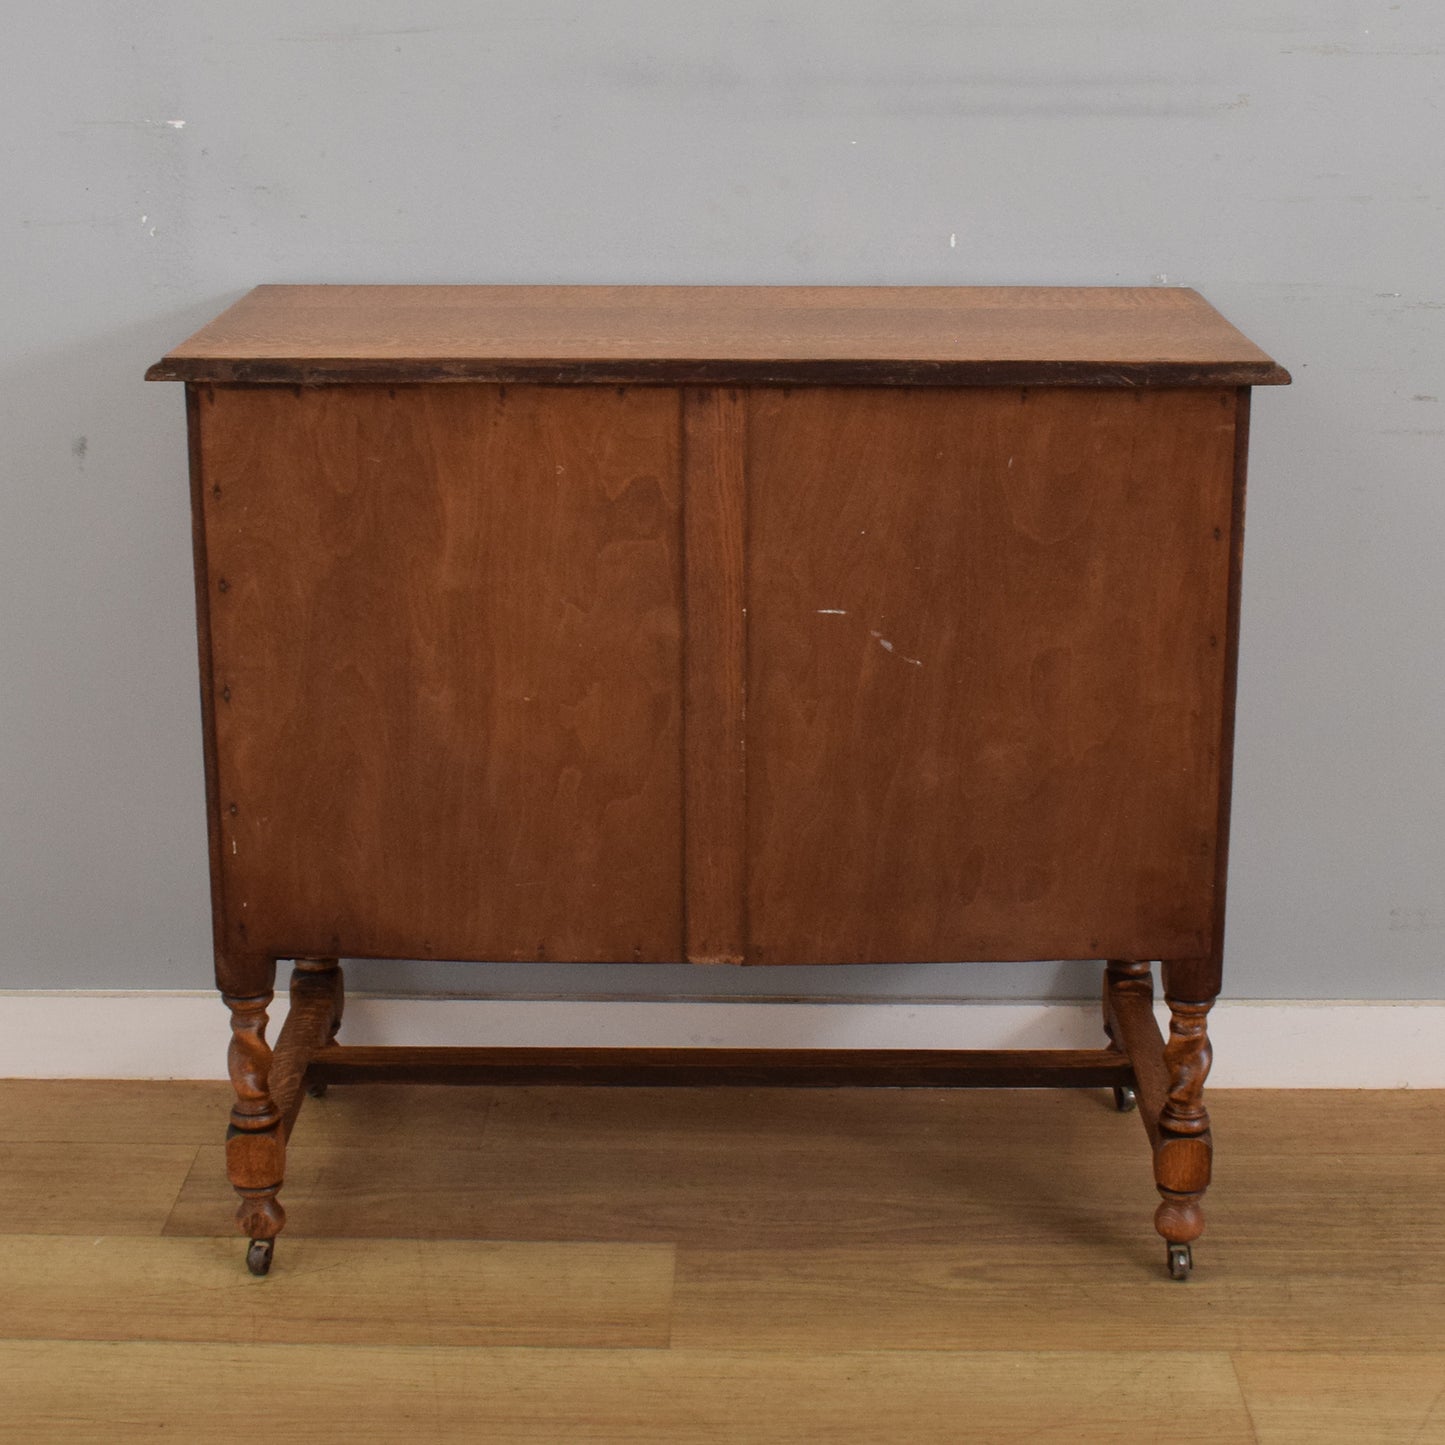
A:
1153 980 1215 1280
220 955 285 1275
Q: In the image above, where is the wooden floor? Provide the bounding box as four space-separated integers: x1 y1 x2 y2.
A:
1 1082 1442 1443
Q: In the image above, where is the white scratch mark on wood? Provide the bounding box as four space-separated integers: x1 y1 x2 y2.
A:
870 630 922 667
817 608 847 615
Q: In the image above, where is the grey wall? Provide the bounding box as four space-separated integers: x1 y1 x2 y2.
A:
3 2 1442 1001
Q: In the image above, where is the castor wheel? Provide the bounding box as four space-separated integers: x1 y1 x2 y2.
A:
246 1238 275 1276
1167 1242 1193 1281
307 1081 328 1098
1112 1086 1137 1113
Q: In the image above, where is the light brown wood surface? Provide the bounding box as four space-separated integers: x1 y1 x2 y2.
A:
1231 1354 1445 1445
1 1082 1441 1442
198 382 684 963
0 1342 1260 1444
0 1142 198 1234
0 1236 673 1348
147 284 1291 386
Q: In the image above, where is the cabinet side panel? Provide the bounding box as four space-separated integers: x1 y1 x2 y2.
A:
184 385 232 982
199 384 684 962
1198 386 1253 998
746 387 1237 964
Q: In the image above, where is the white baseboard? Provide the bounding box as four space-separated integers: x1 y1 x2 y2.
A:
1 991 1441 1086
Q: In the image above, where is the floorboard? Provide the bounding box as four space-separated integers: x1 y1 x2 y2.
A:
0 1236 674 1348
1232 1352 1445 1444
0 1341 1256 1444
0 1142 199 1234
2 1081 1441 1443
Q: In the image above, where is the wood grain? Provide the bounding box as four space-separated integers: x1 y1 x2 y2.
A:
0 1236 673 1348
671 1239 1445 1354
272 962 342 1133
1 1084 1441 1442
0 1079 507 1149
197 382 684 963
745 386 1239 962
0 1082 234 1144
163 1088 1166 1248
0 1342 1257 1444
1105 959 1168 1145
1232 1353 1445 1445
681 387 748 962
0 1144 198 1234
147 285 1291 387
164 1087 1445 1282
8 1083 1437 1156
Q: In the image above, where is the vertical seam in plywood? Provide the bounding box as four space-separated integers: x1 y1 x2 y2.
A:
740 388 751 968
678 386 689 965
681 387 748 964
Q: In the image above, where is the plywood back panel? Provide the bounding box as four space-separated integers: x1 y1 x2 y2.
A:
193 380 1240 968
744 387 1239 964
197 383 684 963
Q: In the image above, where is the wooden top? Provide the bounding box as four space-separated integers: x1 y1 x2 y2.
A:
147 285 1290 387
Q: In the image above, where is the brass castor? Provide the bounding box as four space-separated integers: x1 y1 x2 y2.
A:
246 1238 275 1276
1112 1085 1137 1113
1167 1242 1193 1281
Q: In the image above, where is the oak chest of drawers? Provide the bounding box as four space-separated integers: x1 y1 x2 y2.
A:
150 285 1288 1276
